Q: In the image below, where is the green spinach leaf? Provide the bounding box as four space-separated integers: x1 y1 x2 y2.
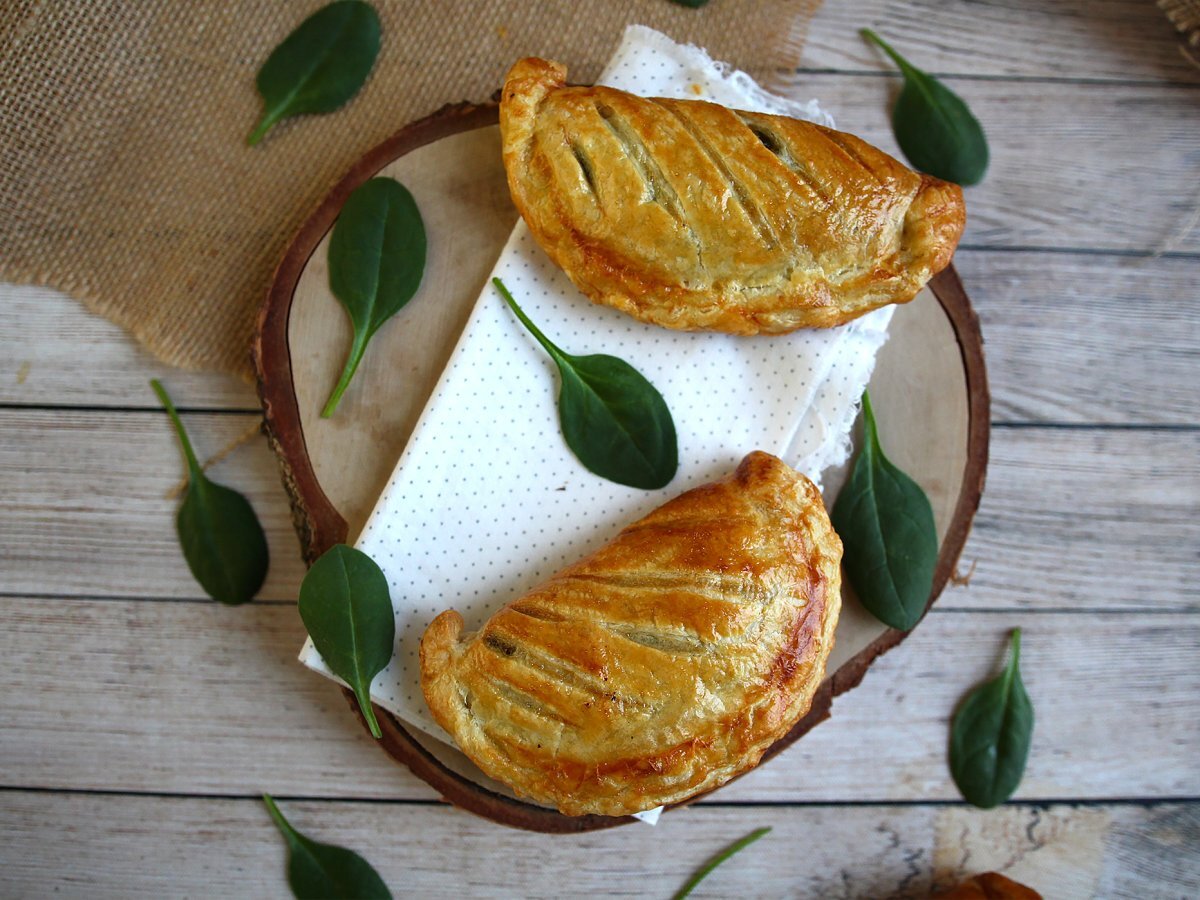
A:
493 277 678 490
248 1 382 146
262 794 391 899
298 544 394 739
950 629 1034 809
668 0 712 7
673 827 770 899
322 176 427 417
151 379 268 605
861 28 989 186
831 390 938 630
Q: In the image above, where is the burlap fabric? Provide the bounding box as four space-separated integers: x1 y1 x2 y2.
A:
0 1 819 380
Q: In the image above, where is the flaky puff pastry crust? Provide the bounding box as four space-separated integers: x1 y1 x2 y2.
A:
500 57 965 334
420 451 842 817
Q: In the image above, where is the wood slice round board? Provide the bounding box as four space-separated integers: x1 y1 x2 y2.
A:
254 101 989 834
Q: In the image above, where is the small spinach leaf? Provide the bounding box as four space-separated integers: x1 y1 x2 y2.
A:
950 629 1034 808
262 794 391 900
668 0 712 7
861 28 989 186
673 827 771 899
831 390 938 630
248 1 382 146
322 176 427 417
151 379 268 605
298 544 394 739
493 277 678 490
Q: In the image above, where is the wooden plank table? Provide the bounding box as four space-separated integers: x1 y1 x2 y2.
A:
1 2 1197 895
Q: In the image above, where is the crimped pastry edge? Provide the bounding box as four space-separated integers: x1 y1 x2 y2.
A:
420 451 843 817
499 57 965 335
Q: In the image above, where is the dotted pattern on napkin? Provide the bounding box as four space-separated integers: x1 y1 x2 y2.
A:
300 25 894 796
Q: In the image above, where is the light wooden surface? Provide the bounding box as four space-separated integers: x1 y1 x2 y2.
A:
276 124 977 820
1 1 1198 896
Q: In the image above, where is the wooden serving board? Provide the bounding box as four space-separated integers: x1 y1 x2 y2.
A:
254 101 989 833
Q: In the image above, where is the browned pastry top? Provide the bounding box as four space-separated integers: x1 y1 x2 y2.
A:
419 451 842 817
499 57 965 334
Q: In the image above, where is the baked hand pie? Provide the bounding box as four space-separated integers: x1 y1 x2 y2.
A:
419 451 842 817
500 57 965 334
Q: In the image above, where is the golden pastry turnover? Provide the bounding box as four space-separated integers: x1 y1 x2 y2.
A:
419 451 842 817
500 57 965 334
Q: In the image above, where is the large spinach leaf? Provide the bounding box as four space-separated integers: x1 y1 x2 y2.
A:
831 390 938 630
248 1 381 146
298 544 394 739
262 794 391 899
151 379 268 605
950 629 1034 808
493 277 678 490
322 177 427 417
861 28 989 185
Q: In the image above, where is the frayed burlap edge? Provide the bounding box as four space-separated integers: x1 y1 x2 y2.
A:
0 1 825 382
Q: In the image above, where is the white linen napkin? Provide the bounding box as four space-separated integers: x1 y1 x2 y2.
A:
299 25 894 822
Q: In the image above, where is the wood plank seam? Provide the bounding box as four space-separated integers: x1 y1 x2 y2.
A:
3 784 1197 810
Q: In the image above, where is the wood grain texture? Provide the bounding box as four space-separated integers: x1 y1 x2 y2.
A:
0 285 259 409
9 247 1200 427
795 76 1200 254
2 597 1195 803
1 0 1197 887
258 100 987 826
250 83 986 828
801 0 1200 84
954 251 1200 425
255 102 511 562
954 428 1200 612
3 411 1192 611
0 409 306 600
276 112 516 547
1 792 1195 899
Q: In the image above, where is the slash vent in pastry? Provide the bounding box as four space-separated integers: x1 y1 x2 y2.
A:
419 451 842 817
500 57 966 334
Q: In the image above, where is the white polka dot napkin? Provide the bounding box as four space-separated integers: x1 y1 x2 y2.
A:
299 25 894 819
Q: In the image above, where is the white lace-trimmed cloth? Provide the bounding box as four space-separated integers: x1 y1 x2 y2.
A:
300 25 895 822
